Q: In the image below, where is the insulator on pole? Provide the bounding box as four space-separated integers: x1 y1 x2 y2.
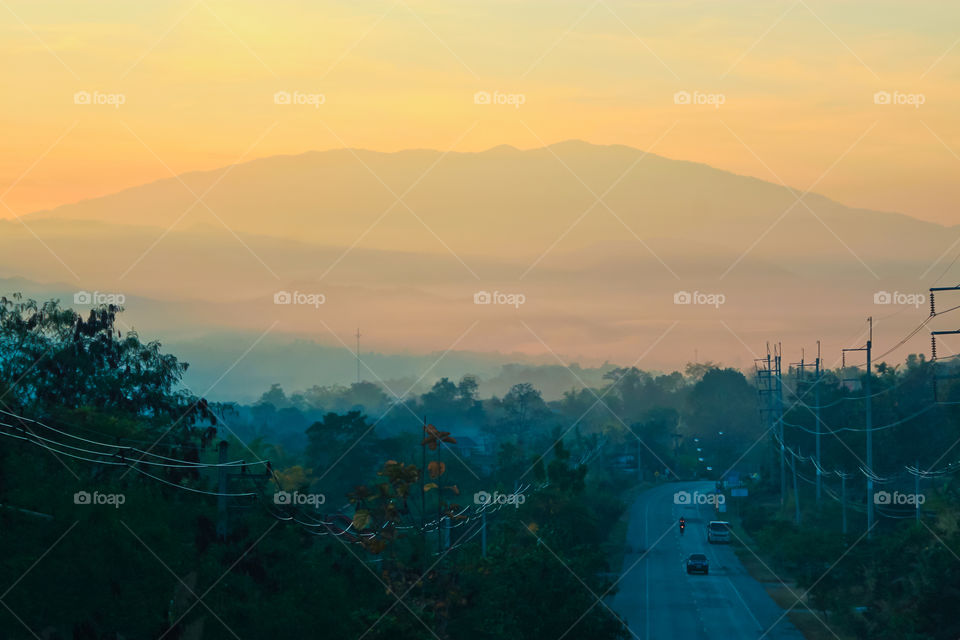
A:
932 335 939 401
930 292 936 317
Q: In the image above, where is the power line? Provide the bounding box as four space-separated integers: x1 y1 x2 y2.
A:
128 465 258 497
781 402 937 434
0 404 573 552
0 409 265 468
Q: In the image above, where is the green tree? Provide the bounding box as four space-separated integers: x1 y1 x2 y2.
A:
494 383 551 442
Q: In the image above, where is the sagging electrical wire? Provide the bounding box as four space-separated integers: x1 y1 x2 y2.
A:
781 402 937 435
0 408 265 469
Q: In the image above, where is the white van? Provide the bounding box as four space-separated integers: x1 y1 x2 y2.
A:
707 520 730 544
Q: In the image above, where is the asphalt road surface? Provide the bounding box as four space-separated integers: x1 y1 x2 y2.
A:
610 481 806 640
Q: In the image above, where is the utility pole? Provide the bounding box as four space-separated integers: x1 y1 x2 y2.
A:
926 288 960 401
915 460 920 521
931 329 960 401
843 318 873 537
355 328 361 385
791 347 820 514
841 474 848 535
217 440 229 540
795 344 823 507
791 453 801 525
865 318 873 538
421 416 427 535
438 440 444 555
776 344 785 507
815 341 822 507
755 349 777 501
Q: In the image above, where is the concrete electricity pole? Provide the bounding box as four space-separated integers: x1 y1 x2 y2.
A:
754 349 780 505
776 344 785 507
790 452 801 525
866 318 873 538
815 341 822 507
791 346 821 511
841 473 848 535
843 318 873 537
217 440 229 540
915 460 921 521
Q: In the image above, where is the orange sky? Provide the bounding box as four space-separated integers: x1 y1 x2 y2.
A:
2 0 959 224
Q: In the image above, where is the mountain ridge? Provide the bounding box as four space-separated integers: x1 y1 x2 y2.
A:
1 140 951 400
25 140 947 237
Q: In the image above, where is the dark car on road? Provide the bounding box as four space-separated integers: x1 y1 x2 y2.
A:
686 553 709 575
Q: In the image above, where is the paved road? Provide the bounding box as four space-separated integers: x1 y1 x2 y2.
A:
610 481 805 640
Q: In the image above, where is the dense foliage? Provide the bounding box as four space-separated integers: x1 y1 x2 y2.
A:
0 298 640 639
9 293 956 639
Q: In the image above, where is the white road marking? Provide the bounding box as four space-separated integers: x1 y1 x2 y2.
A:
727 576 764 631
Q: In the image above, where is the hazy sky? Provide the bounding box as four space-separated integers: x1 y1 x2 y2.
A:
2 0 959 223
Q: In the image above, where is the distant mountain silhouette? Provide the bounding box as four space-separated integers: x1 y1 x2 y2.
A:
26 140 948 266
5 141 953 398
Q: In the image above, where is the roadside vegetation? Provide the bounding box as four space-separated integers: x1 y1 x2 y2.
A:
727 356 960 640
0 295 697 639
6 294 956 638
